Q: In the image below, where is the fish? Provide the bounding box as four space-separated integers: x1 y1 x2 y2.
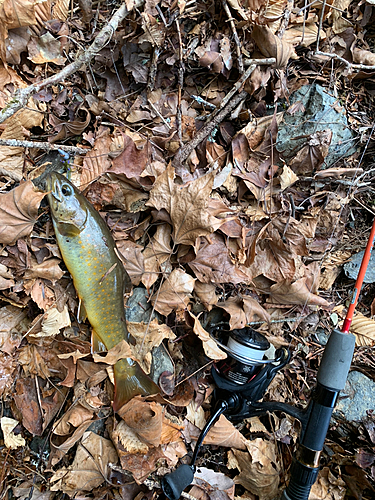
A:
46 172 159 410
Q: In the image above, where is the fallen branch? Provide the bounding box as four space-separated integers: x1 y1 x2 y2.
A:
0 139 87 154
172 57 276 170
314 50 375 71
0 0 145 125
222 0 244 74
172 90 248 169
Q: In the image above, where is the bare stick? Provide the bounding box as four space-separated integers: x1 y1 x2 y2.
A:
0 0 145 125
0 139 87 154
314 50 375 71
222 0 244 74
278 0 294 39
243 57 276 67
172 90 248 168
175 18 184 147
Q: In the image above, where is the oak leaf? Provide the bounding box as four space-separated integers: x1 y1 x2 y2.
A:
189 234 252 284
146 165 218 246
151 268 195 316
0 181 46 245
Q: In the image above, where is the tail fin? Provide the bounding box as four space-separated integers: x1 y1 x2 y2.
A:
113 358 159 412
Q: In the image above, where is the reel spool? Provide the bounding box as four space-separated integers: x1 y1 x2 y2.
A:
213 327 271 385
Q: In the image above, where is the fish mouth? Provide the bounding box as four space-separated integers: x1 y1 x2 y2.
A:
45 173 63 204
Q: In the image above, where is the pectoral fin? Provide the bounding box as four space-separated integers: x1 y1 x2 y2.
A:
91 330 107 353
77 298 87 323
113 358 159 412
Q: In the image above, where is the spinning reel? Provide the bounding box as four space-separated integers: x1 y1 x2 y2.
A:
162 322 304 500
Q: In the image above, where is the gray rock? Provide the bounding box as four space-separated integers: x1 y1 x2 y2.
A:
335 371 375 421
276 84 357 167
344 250 375 283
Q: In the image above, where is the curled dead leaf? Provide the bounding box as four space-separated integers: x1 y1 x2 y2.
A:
252 25 297 68
0 181 46 244
188 311 227 360
118 397 163 447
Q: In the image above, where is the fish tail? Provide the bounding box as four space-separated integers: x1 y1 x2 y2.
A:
113 358 159 412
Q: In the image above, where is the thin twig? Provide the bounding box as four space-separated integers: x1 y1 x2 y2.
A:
314 50 375 71
172 90 248 168
316 0 327 52
175 18 184 147
0 0 145 125
0 139 88 154
278 0 294 39
222 0 244 74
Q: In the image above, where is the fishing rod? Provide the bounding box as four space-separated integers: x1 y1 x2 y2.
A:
161 218 375 500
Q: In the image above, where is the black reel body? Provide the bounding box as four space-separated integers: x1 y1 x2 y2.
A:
162 325 298 500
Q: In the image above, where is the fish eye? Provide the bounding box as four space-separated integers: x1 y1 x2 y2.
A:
61 185 72 196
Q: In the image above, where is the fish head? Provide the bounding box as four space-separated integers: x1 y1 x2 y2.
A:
46 172 88 236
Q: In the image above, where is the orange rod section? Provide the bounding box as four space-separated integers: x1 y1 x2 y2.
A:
342 217 375 334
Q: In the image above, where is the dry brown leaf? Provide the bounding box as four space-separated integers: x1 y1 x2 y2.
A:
279 165 298 191
217 297 247 330
118 397 163 447
146 165 218 247
127 319 176 373
52 0 70 21
194 281 218 310
119 242 145 285
268 278 332 309
151 268 195 316
29 306 71 337
0 305 26 354
0 352 15 396
80 127 112 188
229 440 279 500
50 431 118 495
349 312 375 347
310 467 346 500
204 415 246 450
0 0 36 65
242 296 271 324
1 417 26 449
352 47 375 66
23 258 64 282
0 181 46 244
92 339 134 364
53 404 94 436
189 234 252 285
188 311 227 360
27 32 65 64
252 25 297 68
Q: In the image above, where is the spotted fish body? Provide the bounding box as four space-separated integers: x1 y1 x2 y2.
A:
46 172 158 410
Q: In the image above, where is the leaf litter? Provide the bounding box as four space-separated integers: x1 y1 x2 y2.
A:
0 0 374 499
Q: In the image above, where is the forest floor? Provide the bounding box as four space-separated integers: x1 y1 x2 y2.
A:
0 0 375 499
